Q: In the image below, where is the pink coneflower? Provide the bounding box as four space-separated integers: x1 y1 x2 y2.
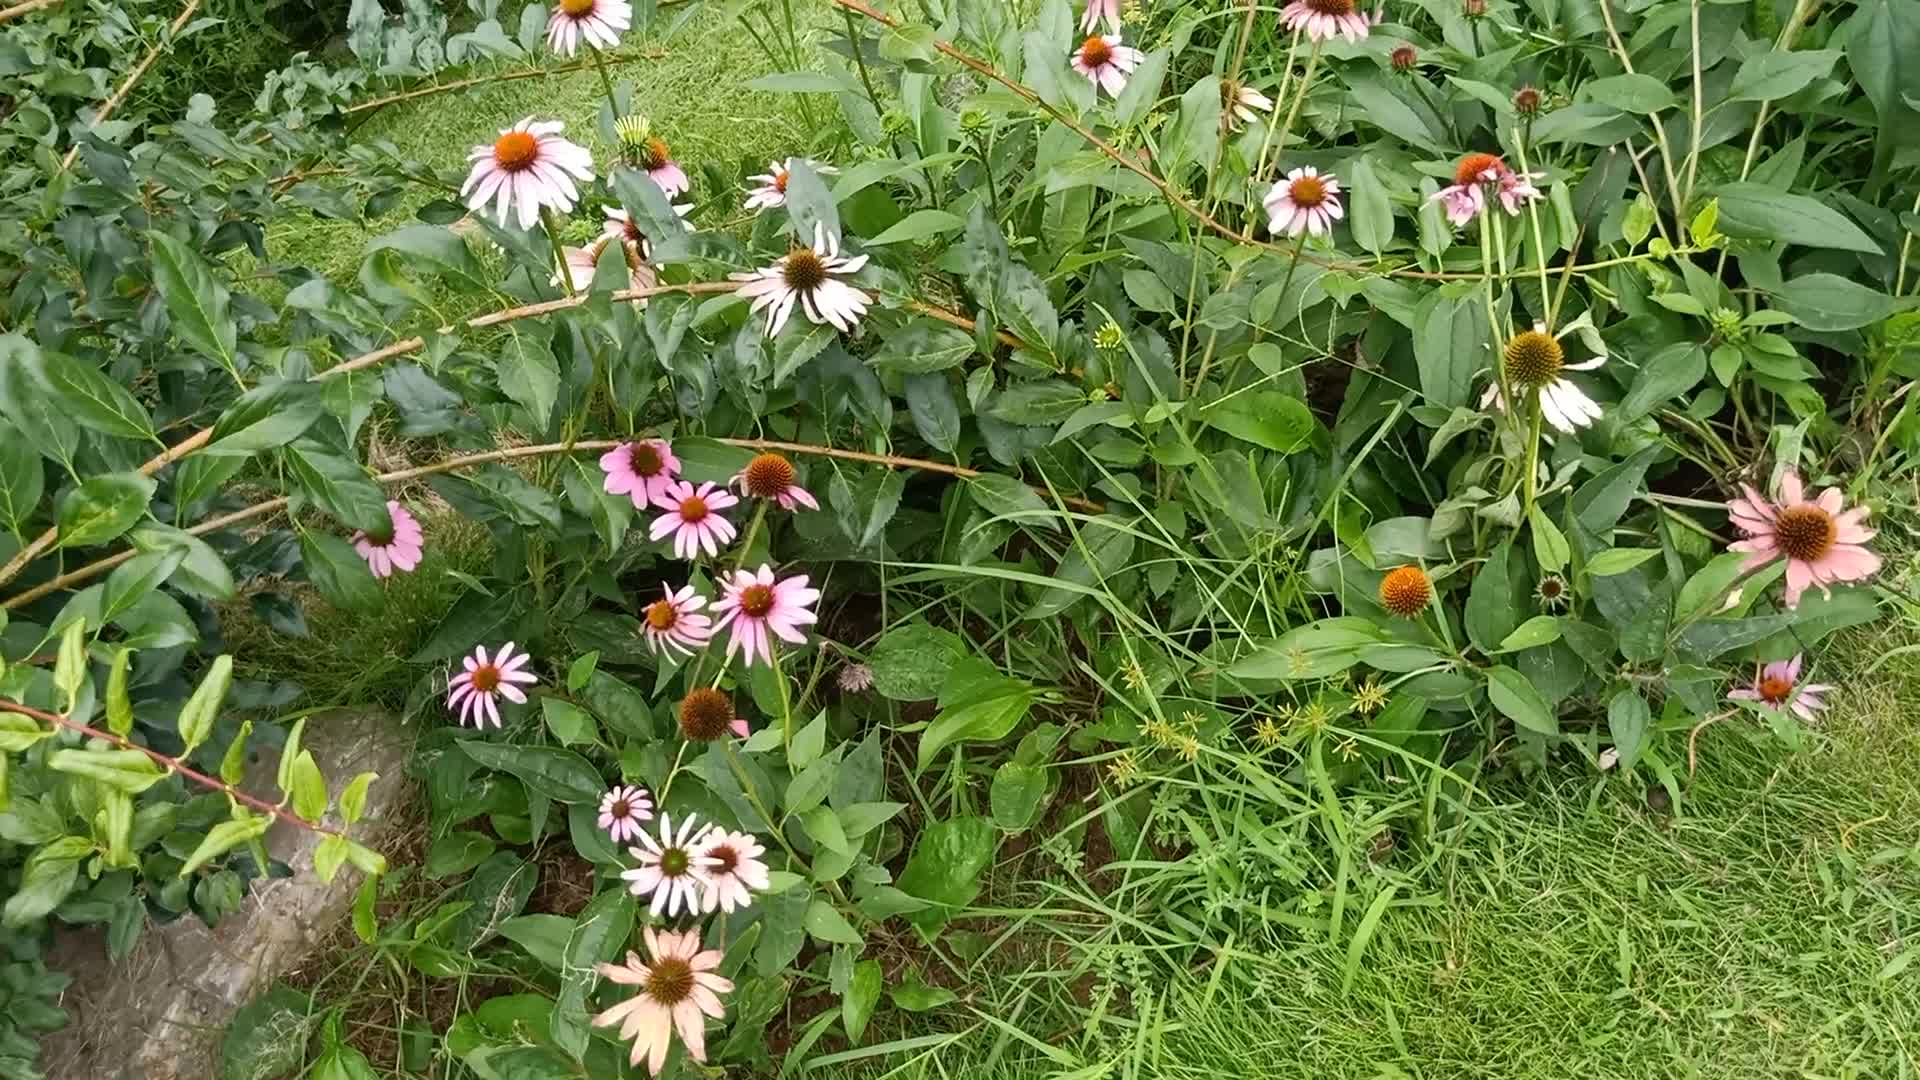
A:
677 688 749 741
649 481 739 559
694 829 769 913
1727 470 1879 607
730 223 870 338
711 564 821 667
546 0 630 55
622 813 717 918
641 584 713 656
447 642 539 728
1080 0 1120 33
592 928 733 1076
1263 166 1345 238
612 116 689 199
1071 34 1143 98
601 204 690 264
601 438 681 508
461 118 594 230
1727 654 1832 721
1430 152 1545 227
730 452 818 511
1496 167 1546 215
1281 0 1371 42
553 238 659 294
350 500 424 578
1222 79 1275 129
598 784 654 844
742 158 839 213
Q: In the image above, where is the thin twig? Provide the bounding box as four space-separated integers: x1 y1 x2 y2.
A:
58 0 203 171
0 697 353 840
0 0 61 23
342 48 670 117
1686 708 1738 775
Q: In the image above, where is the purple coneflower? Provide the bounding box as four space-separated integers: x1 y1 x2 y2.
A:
601 438 681 509
1727 470 1879 607
641 584 713 656
730 224 870 337
1263 166 1344 238
351 500 424 578
1070 34 1143 98
731 452 818 511
598 784 653 844
649 481 739 559
1728 654 1832 721
1281 0 1371 42
592 928 732 1076
711 564 821 667
546 0 629 56
461 118 594 230
447 642 539 728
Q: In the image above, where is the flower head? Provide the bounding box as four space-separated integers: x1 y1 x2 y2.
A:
592 927 732 1076
695 829 769 913
711 564 821 667
613 116 689 198
677 687 748 741
1727 654 1833 721
622 813 718 918
1429 152 1544 227
461 118 595 230
1535 572 1569 610
1263 166 1344 238
730 223 871 338
598 784 654 844
1390 44 1418 71
1222 79 1275 129
1378 565 1431 617
1081 0 1120 33
1480 321 1607 434
546 0 630 56
1071 34 1144 98
601 204 691 266
1281 0 1371 43
642 584 713 656
731 452 819 511
1727 470 1879 608
743 158 839 212
602 439 681 508
649 481 740 560
447 642 539 728
351 500 424 578
837 662 875 693
1513 85 1544 116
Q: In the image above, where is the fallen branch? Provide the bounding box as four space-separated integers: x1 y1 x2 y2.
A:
0 0 61 24
58 0 203 171
343 48 671 118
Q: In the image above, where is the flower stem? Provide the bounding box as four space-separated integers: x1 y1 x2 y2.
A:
1254 37 1321 197
1522 398 1543 521
589 46 620 120
541 207 574 298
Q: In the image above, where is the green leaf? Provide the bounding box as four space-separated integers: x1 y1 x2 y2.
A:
541 698 598 746
299 531 382 612
1494 615 1562 654
102 547 185 625
1111 47 1167 126
1712 183 1883 254
1617 342 1706 422
1607 687 1651 772
47 748 164 792
0 713 53 753
459 741 603 804
220 719 253 786
896 815 995 932
175 654 233 755
1529 505 1569 573
290 750 327 822
1675 614 1797 659
313 835 349 883
1227 618 1386 681
1485 665 1558 735
868 319 974 374
148 231 239 370
1201 391 1316 453
917 663 1039 771
339 772 376 825
552 890 634 1060
497 328 560 431
207 381 325 456
865 208 965 246
1348 155 1393 256
1587 548 1661 576
1771 274 1896 332
843 959 883 1044
1727 49 1840 101
904 372 961 455
968 474 1055 526
890 972 959 1011
804 898 864 945
988 380 1083 426
0 420 44 535
56 472 155 549
104 647 133 737
1582 73 1677 112
178 813 271 876
1572 448 1660 534
426 830 498 878
989 761 1049 830
1414 287 1490 410
869 621 969 701
781 159 840 245
24 350 156 442
53 617 86 713
498 913 576 969
2 839 89 928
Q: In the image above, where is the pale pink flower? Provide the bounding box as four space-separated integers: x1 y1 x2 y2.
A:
621 813 717 918
446 642 538 728
730 222 870 337
1281 0 1371 42
350 500 424 578
546 0 630 56
1070 34 1143 98
1223 80 1274 129
601 438 681 508
1081 0 1120 33
641 584 714 656
695 829 769 913
730 452 819 511
553 238 659 294
742 158 838 213
601 204 691 263
1727 654 1832 722
711 564 821 667
1496 167 1547 215
1429 152 1541 228
1263 166 1345 238
592 927 732 1076
461 118 594 230
649 481 739 559
598 784 654 844
1727 470 1879 608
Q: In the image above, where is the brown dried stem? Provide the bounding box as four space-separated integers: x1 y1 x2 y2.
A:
0 0 62 24
58 0 203 171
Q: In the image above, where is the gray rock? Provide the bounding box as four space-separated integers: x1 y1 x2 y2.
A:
38 708 410 1080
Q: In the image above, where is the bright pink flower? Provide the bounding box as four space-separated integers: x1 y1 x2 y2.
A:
731 452 818 511
1070 34 1143 98
1430 152 1543 228
649 481 739 559
461 118 594 230
1081 0 1120 33
1263 166 1344 238
601 439 681 508
1727 469 1879 608
1496 167 1546 215
350 500 424 578
592 927 732 1076
1281 0 1371 42
711 564 821 667
1727 654 1832 722
447 642 538 728
598 784 653 844
641 584 713 656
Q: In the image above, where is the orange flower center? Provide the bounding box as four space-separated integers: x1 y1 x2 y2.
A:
1080 35 1113 67
1454 152 1505 186
678 688 735 741
1304 0 1355 12
629 442 663 476
739 584 776 618
743 453 797 497
1757 674 1793 704
645 957 695 1005
645 599 679 631
708 843 739 875
470 664 500 692
773 169 790 193
493 131 540 172
560 0 595 16
638 135 671 171
783 248 828 291
676 494 708 522
1379 566 1432 617
1774 505 1837 563
1288 175 1328 207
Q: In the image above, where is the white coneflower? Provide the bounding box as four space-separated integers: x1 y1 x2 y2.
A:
742 158 838 213
546 0 630 55
622 813 717 917
1480 320 1607 434
1222 79 1274 129
729 223 871 338
460 118 595 230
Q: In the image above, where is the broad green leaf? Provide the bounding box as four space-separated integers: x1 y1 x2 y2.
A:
1111 48 1168 127
496 329 560 431
1587 548 1661 576
56 472 156 549
149 231 239 370
299 531 382 612
804 898 863 945
458 741 603 804
1228 617 1385 681
896 815 995 932
206 381 325 456
917 665 1039 771
1727 49 1840 101
1616 342 1706 422
864 208 965 246
2 838 89 927
871 320 974 374
1201 391 1316 453
1494 615 1562 654
1771 274 1896 332
1712 183 1883 254
1582 73 1676 112
0 713 53 753
1413 287 1490 411
48 748 164 792
179 814 271 876
175 654 233 755
904 373 961 454
551 890 634 1059
102 547 185 625
53 617 86 712
104 647 133 736
24 349 156 441
289 749 327 822
1607 687 1651 771
426 830 498 878
220 719 253 785
0 420 44 534
340 772 377 825
843 959 883 1044
313 835 349 883
541 698 598 746
1349 155 1393 256
968 473 1055 526
989 761 1049 830
1465 544 1522 655
1485 665 1557 735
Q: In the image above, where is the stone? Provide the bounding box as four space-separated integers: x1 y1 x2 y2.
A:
38 708 410 1080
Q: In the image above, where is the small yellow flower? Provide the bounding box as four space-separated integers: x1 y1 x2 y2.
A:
1181 709 1205 732
1107 751 1141 786
1351 679 1389 715
1176 736 1200 763
1121 659 1148 692
1252 716 1285 748
1296 701 1332 732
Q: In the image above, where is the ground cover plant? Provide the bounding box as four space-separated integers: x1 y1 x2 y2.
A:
2 0 1919 1075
